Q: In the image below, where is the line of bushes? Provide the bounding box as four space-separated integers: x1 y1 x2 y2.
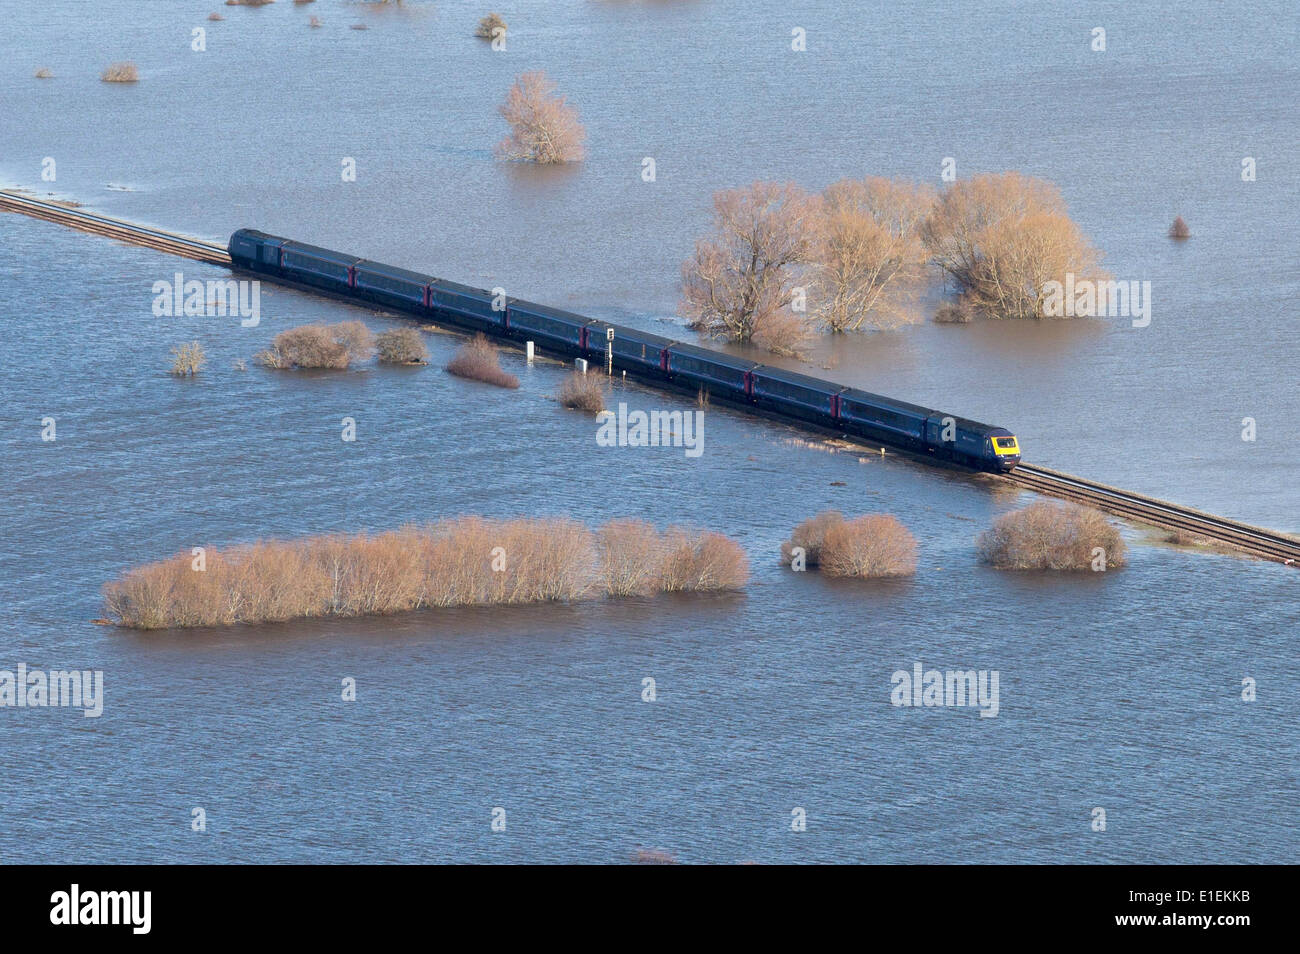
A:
782 502 1126 576
254 322 429 370
103 517 749 630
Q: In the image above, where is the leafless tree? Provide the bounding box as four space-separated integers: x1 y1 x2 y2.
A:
922 172 1104 319
496 71 586 164
810 177 933 332
679 181 820 355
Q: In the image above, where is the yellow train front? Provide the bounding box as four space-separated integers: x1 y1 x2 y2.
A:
988 430 1022 471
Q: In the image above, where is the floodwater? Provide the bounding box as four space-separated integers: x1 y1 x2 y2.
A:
0 1 1296 863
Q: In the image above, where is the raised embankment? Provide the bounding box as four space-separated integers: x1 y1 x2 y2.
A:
5 191 1296 567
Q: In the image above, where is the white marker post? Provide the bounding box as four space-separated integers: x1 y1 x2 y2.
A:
526 341 534 363
606 327 614 376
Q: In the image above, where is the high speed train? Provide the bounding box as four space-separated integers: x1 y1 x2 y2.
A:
228 229 1022 472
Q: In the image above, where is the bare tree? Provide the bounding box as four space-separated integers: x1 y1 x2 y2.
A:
496 71 586 164
679 181 819 355
922 172 1104 319
811 177 933 332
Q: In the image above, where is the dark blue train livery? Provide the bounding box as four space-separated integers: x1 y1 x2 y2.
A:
227 229 1021 472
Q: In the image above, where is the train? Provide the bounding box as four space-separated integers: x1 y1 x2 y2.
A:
226 229 1022 472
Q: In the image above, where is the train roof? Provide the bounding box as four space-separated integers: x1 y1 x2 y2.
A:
597 324 679 348
230 228 287 245
838 386 935 418
282 240 362 266
668 341 760 370
429 276 495 299
507 297 593 325
753 364 849 393
354 259 435 286
943 415 1006 435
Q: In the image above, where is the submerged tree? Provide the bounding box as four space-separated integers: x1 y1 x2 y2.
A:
495 71 586 164
922 172 1105 319
810 177 933 332
679 181 820 355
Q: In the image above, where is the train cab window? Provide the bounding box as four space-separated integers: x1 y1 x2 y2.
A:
994 437 1018 450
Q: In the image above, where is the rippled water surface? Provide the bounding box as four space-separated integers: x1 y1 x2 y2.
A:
0 1 1296 863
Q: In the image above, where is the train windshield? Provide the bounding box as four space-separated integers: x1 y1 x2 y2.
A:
994 437 1019 450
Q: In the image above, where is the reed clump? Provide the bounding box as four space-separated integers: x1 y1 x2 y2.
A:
977 501 1125 570
104 518 749 630
445 334 518 388
100 62 139 83
169 341 206 376
558 370 606 413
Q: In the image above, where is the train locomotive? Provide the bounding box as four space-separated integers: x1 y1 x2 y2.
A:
227 229 1022 472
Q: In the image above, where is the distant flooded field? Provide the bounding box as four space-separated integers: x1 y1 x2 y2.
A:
0 1 1296 863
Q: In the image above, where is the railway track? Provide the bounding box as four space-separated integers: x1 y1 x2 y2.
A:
1004 464 1300 566
0 190 230 266
6 189 1295 566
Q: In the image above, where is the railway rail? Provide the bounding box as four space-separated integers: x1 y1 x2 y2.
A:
5 192 1295 567
1004 464 1300 565
0 190 230 265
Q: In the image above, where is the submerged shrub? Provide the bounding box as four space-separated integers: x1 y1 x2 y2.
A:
34 67 54 79
632 849 678 865
256 321 374 370
782 511 917 577
104 518 750 629
558 370 606 413
376 327 429 365
100 62 139 83
598 520 665 597
169 341 206 376
977 501 1125 570
1168 216 1191 239
780 511 845 567
658 529 750 593
476 13 507 40
820 515 917 578
445 334 519 388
